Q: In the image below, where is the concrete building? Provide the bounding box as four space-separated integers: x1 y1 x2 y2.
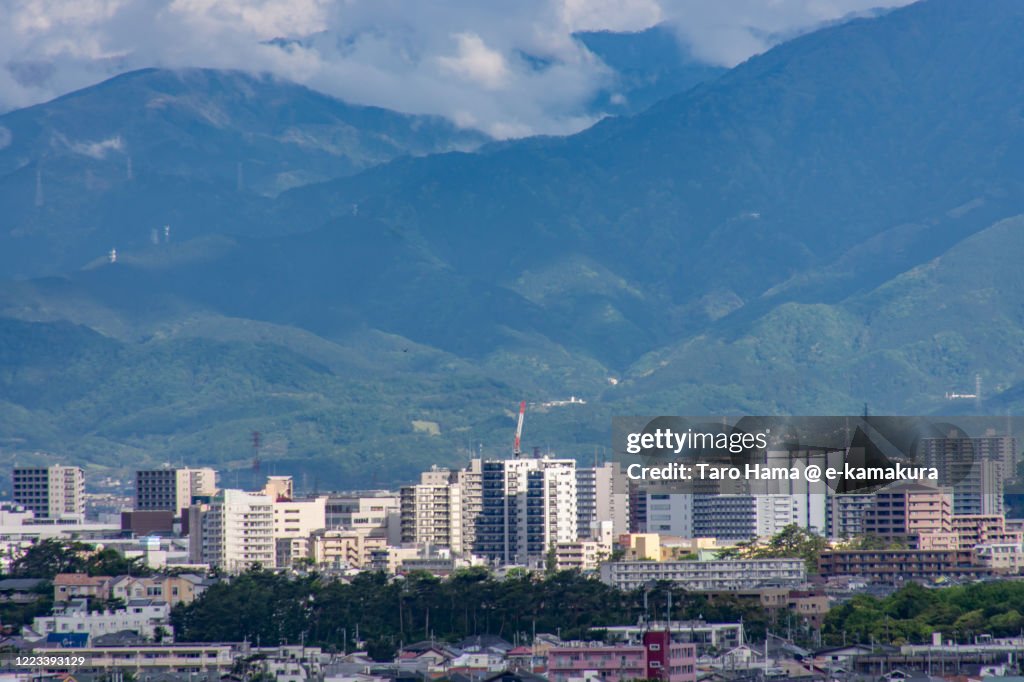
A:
818 548 994 582
600 558 806 591
400 467 468 554
272 495 327 568
24 644 234 675
973 542 1024 573
476 456 578 566
325 492 401 545
33 598 174 642
620 534 723 562
308 527 388 570
110 574 206 607
692 493 828 540
953 514 1024 548
53 574 114 602
576 463 629 539
263 475 294 501
548 632 697 682
189 489 275 572
922 435 1012 516
554 523 613 572
135 467 217 516
13 465 85 521
828 494 875 539
862 482 952 540
646 493 693 537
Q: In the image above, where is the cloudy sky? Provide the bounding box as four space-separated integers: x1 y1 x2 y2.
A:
1 0 913 137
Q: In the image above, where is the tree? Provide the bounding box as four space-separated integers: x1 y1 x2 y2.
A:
8 539 90 578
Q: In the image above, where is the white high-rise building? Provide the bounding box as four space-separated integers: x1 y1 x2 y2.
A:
190 489 274 572
476 456 577 566
136 467 217 515
12 465 84 521
576 463 630 539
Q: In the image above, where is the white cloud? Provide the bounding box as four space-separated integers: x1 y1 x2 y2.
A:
661 0 916 67
437 33 510 90
0 0 914 137
67 134 124 158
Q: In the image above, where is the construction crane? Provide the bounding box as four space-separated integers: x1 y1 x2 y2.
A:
513 401 526 458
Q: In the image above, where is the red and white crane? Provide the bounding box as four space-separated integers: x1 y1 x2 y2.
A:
513 400 526 458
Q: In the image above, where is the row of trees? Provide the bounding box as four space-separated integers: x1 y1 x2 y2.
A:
170 567 773 660
822 581 1024 646
7 538 153 579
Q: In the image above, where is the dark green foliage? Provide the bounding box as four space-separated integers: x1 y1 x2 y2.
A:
823 581 1024 646
6 539 152 579
171 567 773 660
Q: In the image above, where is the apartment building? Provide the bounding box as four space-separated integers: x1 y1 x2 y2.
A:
953 514 1024 548
862 482 952 539
272 494 326 568
324 492 401 545
647 493 693 537
922 435 1013 515
189 489 275 572
307 527 389 570
475 456 577 566
818 548 993 582
400 467 468 553
12 465 85 521
135 467 217 516
828 494 875 539
28 644 234 675
548 633 697 682
554 534 612 572
600 558 807 592
692 493 828 540
576 463 630 539
34 598 174 642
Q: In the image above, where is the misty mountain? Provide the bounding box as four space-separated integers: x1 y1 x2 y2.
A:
2 0 1024 483
575 24 727 115
0 68 485 277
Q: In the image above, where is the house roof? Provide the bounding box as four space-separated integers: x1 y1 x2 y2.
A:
93 630 147 647
54 573 112 586
0 578 44 591
481 671 547 682
456 635 514 652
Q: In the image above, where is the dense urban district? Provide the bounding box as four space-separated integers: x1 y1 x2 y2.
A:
1 431 1023 682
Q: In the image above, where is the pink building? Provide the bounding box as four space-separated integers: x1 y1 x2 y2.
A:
548 631 696 682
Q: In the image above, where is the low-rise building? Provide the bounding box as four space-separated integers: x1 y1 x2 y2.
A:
110 574 206 606
548 631 697 682
818 548 994 582
308 527 389 570
600 558 806 591
554 539 611 572
27 644 234 674
53 574 114 602
33 598 174 642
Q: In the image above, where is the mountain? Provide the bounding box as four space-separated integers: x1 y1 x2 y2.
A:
0 68 486 277
3 0 1024 484
575 25 727 115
